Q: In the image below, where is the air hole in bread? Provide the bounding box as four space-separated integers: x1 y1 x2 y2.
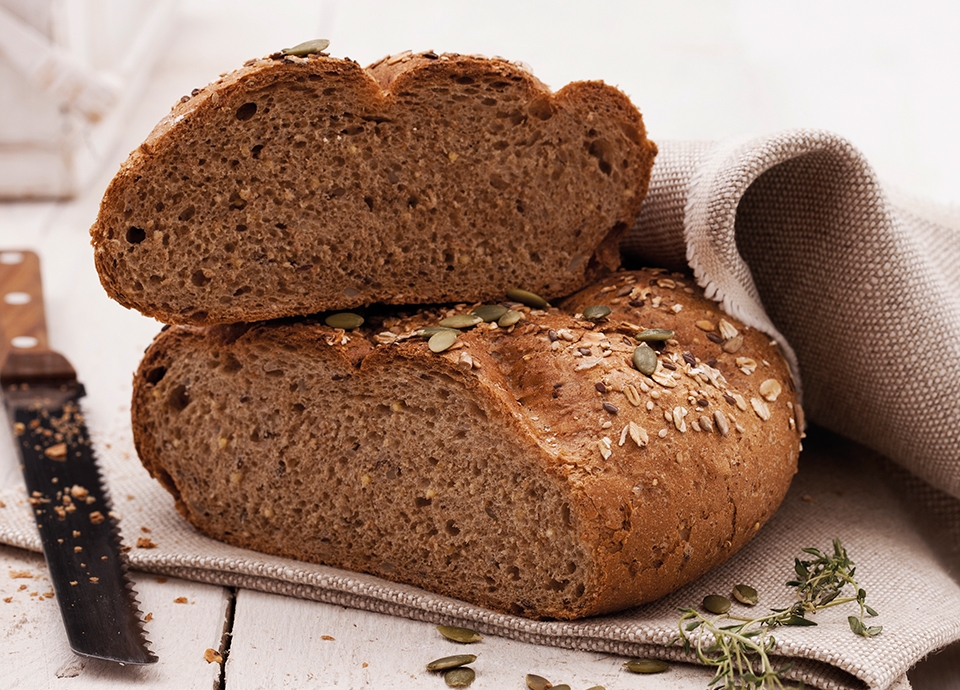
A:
178 205 196 222
588 139 614 176
126 226 146 244
250 145 263 159
222 353 242 373
235 102 258 121
228 191 247 209
145 366 167 384
191 270 209 287
527 96 555 121
167 384 189 411
490 173 509 190
235 224 247 232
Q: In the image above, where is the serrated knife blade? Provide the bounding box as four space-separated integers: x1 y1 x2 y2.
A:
0 250 156 664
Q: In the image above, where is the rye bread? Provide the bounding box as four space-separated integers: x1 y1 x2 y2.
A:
92 50 657 326
131 268 801 620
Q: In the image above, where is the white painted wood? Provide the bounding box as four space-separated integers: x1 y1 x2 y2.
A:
226 588 714 689
0 543 230 688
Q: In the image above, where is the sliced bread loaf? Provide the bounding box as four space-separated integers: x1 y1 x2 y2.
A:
131 268 801 620
92 50 657 325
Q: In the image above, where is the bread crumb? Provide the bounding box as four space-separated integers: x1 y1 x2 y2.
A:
140 526 152 533
9 570 33 579
204 648 223 664
144 612 153 622
174 596 189 604
156 577 168 584
89 511 105 524
136 537 158 549
321 635 335 641
2 597 11 603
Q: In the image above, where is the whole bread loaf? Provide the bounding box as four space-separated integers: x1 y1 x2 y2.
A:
91 50 657 326
132 268 801 620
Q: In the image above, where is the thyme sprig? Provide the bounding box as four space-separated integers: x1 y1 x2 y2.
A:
676 539 882 689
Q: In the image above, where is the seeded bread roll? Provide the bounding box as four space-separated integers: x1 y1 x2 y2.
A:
131 268 801 620
91 50 656 326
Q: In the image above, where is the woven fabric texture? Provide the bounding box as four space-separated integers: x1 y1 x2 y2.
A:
624 130 960 500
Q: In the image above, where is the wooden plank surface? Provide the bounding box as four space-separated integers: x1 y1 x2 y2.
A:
1 543 230 689
225 589 715 689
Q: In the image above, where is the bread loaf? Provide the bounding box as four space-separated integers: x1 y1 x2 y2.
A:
91 50 656 326
132 268 801 620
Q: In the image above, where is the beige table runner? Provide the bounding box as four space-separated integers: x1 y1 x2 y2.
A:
2 129 960 689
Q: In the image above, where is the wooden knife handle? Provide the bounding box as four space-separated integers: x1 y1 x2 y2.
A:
0 250 49 349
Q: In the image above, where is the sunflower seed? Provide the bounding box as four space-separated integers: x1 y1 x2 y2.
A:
525 674 553 690
624 658 669 673
498 309 523 327
444 667 476 687
324 312 364 329
506 288 548 309
759 378 782 402
717 318 739 340
551 685 571 690
426 654 477 671
439 314 483 329
437 625 482 643
471 304 508 322
281 39 330 56
733 583 759 606
582 305 611 321
635 328 674 342
703 594 731 614
429 330 459 353
632 343 657 375
585 686 607 690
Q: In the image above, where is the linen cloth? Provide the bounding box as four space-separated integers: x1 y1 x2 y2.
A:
2 129 959 689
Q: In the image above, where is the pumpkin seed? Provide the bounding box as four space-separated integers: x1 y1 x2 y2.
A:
703 594 732 614
429 330 459 353
525 674 553 690
444 667 476 687
281 39 330 56
581 305 611 321
324 312 364 329
497 309 522 328
437 625 482 643
506 288 548 309
624 658 669 674
426 654 477 671
632 343 657 376
635 328 674 342
417 326 460 338
471 304 508 322
439 314 483 329
733 583 759 606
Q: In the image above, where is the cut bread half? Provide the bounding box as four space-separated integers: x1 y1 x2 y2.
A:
131 269 800 619
92 50 656 325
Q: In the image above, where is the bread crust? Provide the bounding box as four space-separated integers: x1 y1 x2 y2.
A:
92 51 656 325
132 269 801 619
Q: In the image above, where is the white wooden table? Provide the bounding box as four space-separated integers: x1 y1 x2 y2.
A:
1 2 958 687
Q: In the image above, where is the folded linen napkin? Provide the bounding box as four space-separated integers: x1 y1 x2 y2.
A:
1 129 959 689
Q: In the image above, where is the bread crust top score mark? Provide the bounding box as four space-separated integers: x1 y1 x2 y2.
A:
91 50 657 326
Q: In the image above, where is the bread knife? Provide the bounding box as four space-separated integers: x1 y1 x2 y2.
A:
0 250 156 664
